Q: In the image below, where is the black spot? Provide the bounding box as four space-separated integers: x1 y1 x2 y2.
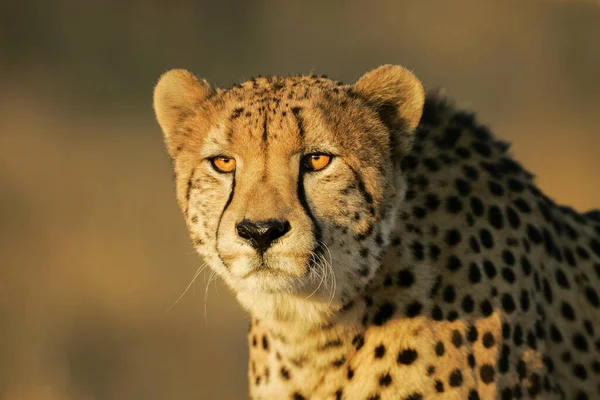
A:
573 363 588 380
468 263 482 283
397 269 415 288
590 239 600 257
513 324 523 346
429 244 441 261
469 236 481 253
479 229 494 249
434 379 444 392
352 334 365 350
480 300 493 317
436 125 461 148
470 197 485 216
445 229 462 246
483 332 495 348
488 180 505 196
423 157 442 171
411 240 425 260
373 303 396 326
520 256 532 276
483 260 497 278
555 268 570 288
397 348 418 365
514 198 532 213
448 369 463 387
462 295 475 313
447 255 462 272
527 224 543 244
446 196 463 213
468 389 481 400
467 326 479 342
488 206 504 229
549 324 563 343
412 206 426 219
292 393 305 400
505 206 521 229
435 341 445 356
331 356 345 368
472 141 492 157
502 249 515 265
379 373 392 387
431 306 443 321
498 345 510 373
455 179 472 196
573 333 589 352
479 364 495 384
405 302 422 318
520 289 530 311
585 286 600 308
501 293 516 313
502 267 516 284
262 335 269 351
451 330 463 348
456 147 471 159
507 178 525 192
542 278 553 303
374 344 386 358
443 286 456 303
403 393 423 400
425 193 440 210
467 353 476 368
463 165 479 180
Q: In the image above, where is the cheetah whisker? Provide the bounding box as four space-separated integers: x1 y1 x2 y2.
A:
165 261 209 313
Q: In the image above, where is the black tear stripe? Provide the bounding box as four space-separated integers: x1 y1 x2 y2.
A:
215 175 236 269
291 107 304 138
297 171 323 260
184 169 196 217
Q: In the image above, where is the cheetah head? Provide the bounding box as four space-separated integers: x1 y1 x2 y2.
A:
153 65 424 323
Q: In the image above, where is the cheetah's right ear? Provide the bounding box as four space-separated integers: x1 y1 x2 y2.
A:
153 69 215 157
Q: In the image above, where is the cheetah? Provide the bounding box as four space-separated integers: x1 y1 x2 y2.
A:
153 65 600 399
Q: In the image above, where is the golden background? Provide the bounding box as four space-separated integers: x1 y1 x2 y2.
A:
1 1 599 399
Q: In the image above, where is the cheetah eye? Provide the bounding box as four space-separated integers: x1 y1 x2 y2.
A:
303 153 333 172
210 156 236 173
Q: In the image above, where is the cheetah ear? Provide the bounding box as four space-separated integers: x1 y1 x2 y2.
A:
153 69 215 157
354 64 425 134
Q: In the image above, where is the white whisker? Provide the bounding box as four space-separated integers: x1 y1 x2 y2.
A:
165 261 209 313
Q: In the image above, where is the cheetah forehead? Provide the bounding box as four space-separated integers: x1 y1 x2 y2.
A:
153 65 426 160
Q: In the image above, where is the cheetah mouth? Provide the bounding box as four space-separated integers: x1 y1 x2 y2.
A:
241 262 299 279
233 253 332 296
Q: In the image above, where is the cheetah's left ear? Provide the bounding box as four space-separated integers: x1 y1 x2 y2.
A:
354 64 425 134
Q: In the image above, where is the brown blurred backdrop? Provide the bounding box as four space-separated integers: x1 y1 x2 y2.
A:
1 1 599 399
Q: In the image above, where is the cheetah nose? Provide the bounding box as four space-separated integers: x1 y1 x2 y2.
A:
236 219 291 253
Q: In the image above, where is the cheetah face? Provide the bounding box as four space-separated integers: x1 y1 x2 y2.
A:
153 65 425 317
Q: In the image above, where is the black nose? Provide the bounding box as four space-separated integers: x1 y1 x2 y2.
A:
236 219 291 253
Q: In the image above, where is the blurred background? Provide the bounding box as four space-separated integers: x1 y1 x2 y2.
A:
1 1 599 399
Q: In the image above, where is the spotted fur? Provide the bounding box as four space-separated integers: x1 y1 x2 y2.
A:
153 65 600 399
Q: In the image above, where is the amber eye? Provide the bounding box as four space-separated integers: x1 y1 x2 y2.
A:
303 153 332 171
210 156 236 173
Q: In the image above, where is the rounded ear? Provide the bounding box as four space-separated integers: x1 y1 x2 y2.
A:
153 69 215 156
354 64 425 132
